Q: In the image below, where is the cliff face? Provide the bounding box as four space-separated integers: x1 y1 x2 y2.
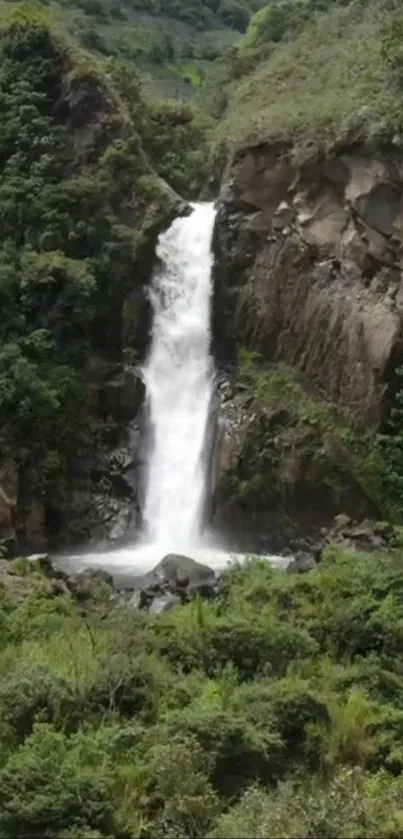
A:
211 143 403 549
215 144 403 427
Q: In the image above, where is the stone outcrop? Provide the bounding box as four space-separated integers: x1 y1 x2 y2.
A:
215 143 403 427
286 516 392 574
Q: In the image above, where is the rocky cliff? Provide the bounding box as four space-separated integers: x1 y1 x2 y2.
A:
212 143 403 549
215 143 403 425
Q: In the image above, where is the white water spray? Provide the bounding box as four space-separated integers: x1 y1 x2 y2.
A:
142 202 216 550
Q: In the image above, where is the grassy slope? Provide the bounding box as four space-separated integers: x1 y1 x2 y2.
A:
214 0 403 160
39 0 263 98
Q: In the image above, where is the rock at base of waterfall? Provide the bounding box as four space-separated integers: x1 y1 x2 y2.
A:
129 588 153 610
150 553 215 585
187 579 218 599
124 554 219 612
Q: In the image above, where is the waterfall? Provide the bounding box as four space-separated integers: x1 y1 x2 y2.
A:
58 201 289 579
141 202 217 552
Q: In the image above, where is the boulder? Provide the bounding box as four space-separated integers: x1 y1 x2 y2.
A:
129 588 153 610
187 579 218 599
149 554 214 586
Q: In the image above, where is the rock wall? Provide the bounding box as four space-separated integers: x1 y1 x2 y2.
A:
208 142 403 549
215 143 403 427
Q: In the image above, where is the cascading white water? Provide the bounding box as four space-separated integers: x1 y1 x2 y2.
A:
58 202 289 579
141 202 217 551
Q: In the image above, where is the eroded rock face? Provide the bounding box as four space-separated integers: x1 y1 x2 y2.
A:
215 144 403 427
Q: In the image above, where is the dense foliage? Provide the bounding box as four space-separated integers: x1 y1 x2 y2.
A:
27 0 270 98
3 546 403 836
0 9 97 513
0 6 196 536
104 57 211 194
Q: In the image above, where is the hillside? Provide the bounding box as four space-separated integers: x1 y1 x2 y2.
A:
42 0 269 98
212 0 403 160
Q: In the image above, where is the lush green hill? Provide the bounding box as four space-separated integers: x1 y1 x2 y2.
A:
211 0 403 161
40 0 270 98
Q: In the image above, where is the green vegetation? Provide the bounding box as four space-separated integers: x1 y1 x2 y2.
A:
104 56 211 194
233 0 355 72
212 0 403 160
31 0 269 98
3 546 403 835
0 5 191 534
